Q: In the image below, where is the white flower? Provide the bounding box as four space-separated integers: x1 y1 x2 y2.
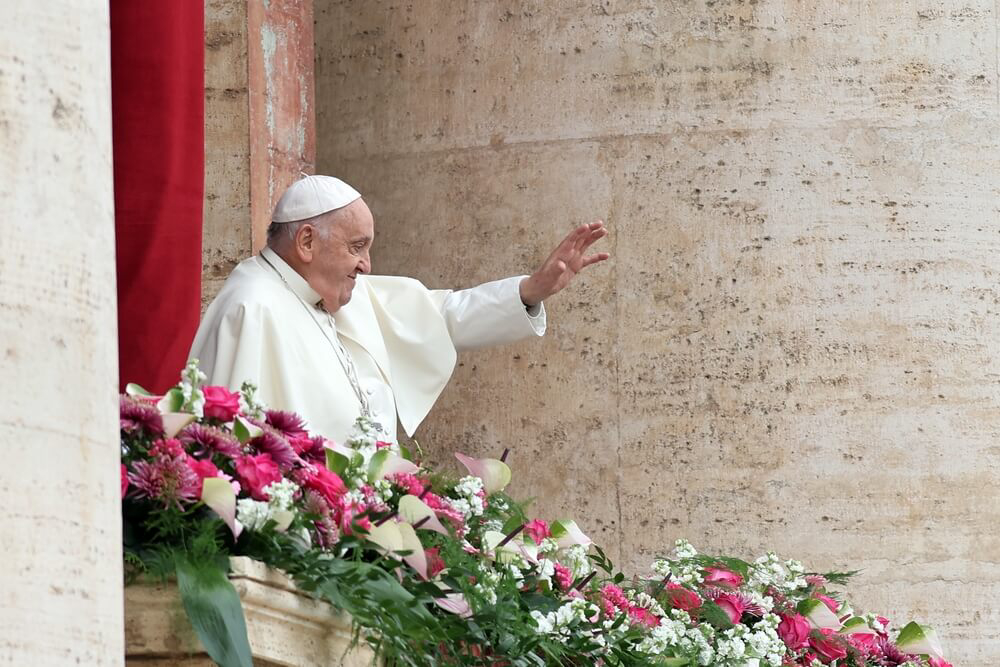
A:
264 479 297 512
536 558 555 586
673 539 699 558
560 544 592 578
236 498 271 531
530 598 598 642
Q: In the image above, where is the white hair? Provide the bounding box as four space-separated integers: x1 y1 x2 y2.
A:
266 209 340 247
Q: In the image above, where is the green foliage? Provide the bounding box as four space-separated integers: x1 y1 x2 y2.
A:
175 554 253 667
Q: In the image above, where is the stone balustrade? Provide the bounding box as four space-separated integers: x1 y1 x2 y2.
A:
125 556 377 666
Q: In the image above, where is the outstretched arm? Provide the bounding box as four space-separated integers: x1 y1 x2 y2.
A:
518 221 610 307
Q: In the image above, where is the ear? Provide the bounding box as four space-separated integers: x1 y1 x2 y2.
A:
293 224 317 263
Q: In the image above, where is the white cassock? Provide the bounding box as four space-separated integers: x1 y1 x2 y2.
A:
189 246 546 444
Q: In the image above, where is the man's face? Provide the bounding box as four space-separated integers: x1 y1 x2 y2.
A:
307 199 374 311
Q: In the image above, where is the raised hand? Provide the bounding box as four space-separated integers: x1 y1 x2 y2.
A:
518 221 610 307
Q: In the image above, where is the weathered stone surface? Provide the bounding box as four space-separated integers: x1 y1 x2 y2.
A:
316 1 1000 663
125 557 377 667
203 0 315 307
0 3 123 665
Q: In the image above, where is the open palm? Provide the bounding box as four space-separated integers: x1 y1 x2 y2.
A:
519 221 610 306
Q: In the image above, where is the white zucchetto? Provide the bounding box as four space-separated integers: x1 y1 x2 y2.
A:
271 175 362 223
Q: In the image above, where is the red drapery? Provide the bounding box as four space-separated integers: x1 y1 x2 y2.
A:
111 2 204 393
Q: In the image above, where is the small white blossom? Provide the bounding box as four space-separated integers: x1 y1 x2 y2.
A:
236 498 271 531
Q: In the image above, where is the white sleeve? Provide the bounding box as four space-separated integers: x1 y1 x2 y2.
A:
428 275 546 352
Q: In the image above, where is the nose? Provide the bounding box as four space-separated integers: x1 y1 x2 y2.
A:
358 250 371 274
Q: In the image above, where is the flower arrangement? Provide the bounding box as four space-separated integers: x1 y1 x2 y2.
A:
121 361 951 667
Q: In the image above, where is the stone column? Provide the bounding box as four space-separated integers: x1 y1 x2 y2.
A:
0 3 123 665
203 0 316 305
315 2 1000 664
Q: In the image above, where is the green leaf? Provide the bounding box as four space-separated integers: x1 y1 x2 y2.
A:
125 382 154 397
797 598 842 630
174 556 253 667
896 621 945 659
454 452 512 494
232 416 262 444
325 447 352 476
367 448 391 480
156 388 185 414
549 519 593 549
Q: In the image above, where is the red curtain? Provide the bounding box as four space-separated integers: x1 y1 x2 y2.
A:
111 2 204 393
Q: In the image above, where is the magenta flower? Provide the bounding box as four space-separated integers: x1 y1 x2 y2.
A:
523 519 551 544
814 594 840 614
179 423 242 458
704 588 762 624
809 628 848 664
248 423 300 470
665 582 702 612
202 386 242 421
302 490 340 549
120 395 164 438
127 439 201 509
553 563 574 591
290 434 327 464
777 613 810 650
234 453 283 501
600 584 628 616
386 472 426 497
120 463 129 499
302 466 347 506
265 409 309 439
704 566 744 588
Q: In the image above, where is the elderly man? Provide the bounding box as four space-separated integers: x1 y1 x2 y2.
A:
190 175 608 445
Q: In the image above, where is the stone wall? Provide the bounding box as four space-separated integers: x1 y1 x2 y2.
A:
203 0 315 306
315 1 1000 663
0 2 123 665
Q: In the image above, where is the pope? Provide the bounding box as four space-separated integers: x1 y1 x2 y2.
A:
189 175 609 445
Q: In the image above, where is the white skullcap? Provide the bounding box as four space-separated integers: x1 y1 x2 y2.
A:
271 175 362 223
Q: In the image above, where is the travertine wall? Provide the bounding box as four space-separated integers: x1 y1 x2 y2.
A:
316 1 1000 663
0 3 123 665
203 0 315 307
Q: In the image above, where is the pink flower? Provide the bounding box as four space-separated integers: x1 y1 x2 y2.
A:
119 395 165 437
665 582 702 612
302 466 347 506
120 463 129 499
777 614 811 650
809 628 848 664
553 563 574 591
375 440 394 450
202 386 242 421
846 633 878 655
249 425 299 470
814 594 839 614
179 423 241 458
425 547 446 578
600 584 628 617
628 606 660 628
714 591 750 624
186 455 221 481
234 453 282 500
387 472 426 497
929 658 953 667
704 566 744 588
264 409 309 439
523 519 551 544
337 497 371 536
127 439 201 509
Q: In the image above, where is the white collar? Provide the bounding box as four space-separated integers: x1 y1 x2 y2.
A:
259 246 323 306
